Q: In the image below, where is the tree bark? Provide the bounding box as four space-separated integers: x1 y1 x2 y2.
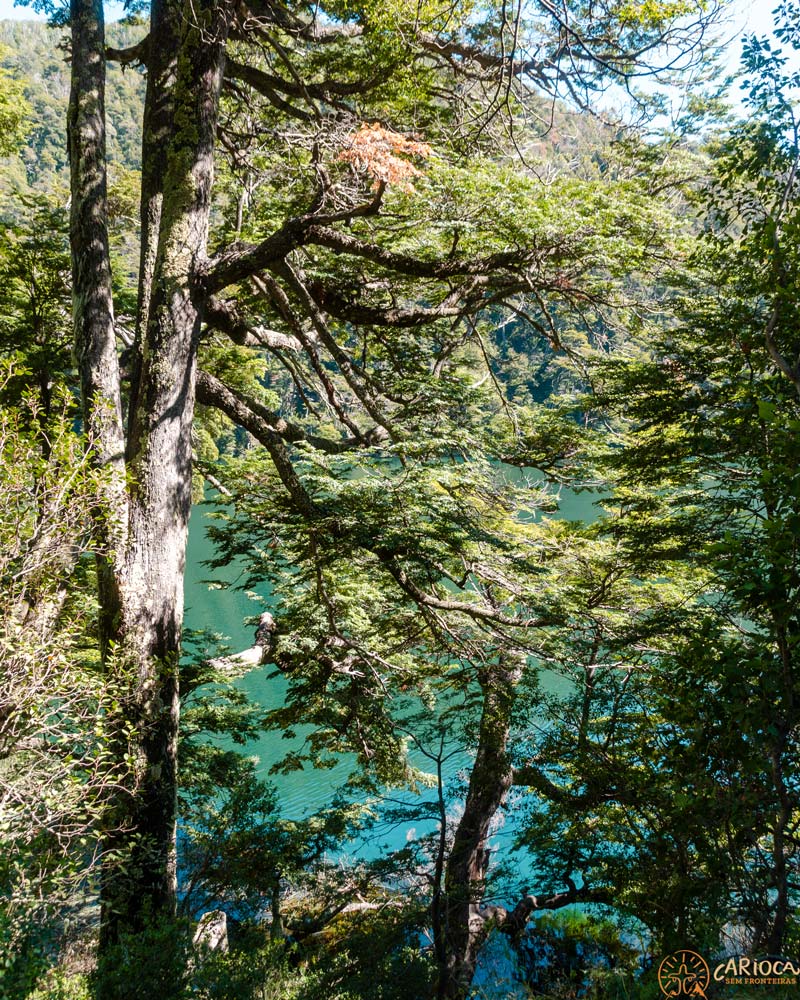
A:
439 654 523 999
126 0 180 436
104 0 233 942
69 0 233 950
68 0 128 656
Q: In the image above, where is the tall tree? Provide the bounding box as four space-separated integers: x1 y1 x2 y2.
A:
520 14 800 959
46 0 724 971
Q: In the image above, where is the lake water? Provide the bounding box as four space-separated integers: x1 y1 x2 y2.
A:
182 476 602 860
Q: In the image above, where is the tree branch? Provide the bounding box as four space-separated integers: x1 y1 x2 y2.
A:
503 880 614 935
105 35 149 66
196 369 382 456
274 260 398 439
303 225 536 280
202 191 380 293
416 31 549 87
512 763 633 810
240 1 364 43
226 56 384 102
222 65 315 122
381 559 549 629
195 370 318 517
305 279 485 328
205 295 304 351
250 272 366 439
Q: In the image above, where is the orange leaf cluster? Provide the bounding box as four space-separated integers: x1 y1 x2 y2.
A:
338 123 432 192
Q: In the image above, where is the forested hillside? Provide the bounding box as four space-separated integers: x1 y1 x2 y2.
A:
2 3 800 1000
0 19 145 190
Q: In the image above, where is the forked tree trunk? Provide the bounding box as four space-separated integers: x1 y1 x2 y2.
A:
68 0 232 949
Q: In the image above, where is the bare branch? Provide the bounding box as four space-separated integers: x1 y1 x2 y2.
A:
106 35 150 67
196 369 382 455
204 295 304 351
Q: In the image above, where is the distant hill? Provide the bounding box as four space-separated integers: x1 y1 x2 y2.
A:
0 17 611 197
0 18 146 190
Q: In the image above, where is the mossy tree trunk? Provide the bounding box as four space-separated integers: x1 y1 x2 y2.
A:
68 0 232 950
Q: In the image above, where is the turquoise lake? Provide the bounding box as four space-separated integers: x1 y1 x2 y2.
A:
182 476 601 861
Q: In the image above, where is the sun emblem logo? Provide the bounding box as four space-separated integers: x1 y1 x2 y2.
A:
658 950 711 997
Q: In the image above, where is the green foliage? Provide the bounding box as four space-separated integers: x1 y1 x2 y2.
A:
191 934 293 1000
179 639 272 802
29 968 92 1000
179 635 376 932
195 67 716 986
91 916 194 1000
205 449 533 780
293 903 435 1000
0 1 765 996
0 42 32 157
0 194 73 419
518 910 639 999
0 363 121 997
0 20 145 190
519 16 800 954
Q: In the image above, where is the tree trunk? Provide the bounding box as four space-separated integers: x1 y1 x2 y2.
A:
68 0 128 654
107 0 232 943
439 655 523 999
126 0 180 436
431 744 449 976
69 0 233 950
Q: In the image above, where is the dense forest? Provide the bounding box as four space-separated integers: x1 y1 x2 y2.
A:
2 1 800 998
